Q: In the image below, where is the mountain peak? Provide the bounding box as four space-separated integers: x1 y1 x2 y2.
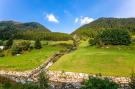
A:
0 21 51 32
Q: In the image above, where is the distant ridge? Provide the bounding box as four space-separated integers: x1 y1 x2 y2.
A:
73 17 135 35
0 20 72 41
0 20 51 32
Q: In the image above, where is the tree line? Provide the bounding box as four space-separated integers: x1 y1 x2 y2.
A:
73 18 135 39
0 26 72 41
0 21 72 41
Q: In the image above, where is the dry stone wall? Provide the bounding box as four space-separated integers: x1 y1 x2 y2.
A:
0 70 131 89
48 71 130 89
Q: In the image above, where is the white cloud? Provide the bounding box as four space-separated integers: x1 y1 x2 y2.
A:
80 16 94 25
75 16 94 25
46 14 59 23
75 18 79 23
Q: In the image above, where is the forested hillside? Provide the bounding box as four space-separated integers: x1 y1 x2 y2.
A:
0 21 72 41
0 21 51 31
73 18 135 38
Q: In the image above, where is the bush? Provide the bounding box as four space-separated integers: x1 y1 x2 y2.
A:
38 71 50 89
0 49 4 57
73 34 80 48
22 83 39 89
0 71 50 89
5 38 13 49
34 39 42 49
0 40 3 46
129 71 135 89
81 77 119 89
93 29 131 46
0 53 5 57
11 45 21 55
11 41 32 55
89 38 96 46
131 38 135 43
72 29 97 40
1 81 39 89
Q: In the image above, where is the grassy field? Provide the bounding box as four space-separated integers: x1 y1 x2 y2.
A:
50 40 135 76
0 40 73 71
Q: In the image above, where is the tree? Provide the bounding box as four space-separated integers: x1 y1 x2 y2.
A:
92 29 131 46
72 29 97 40
11 45 21 55
73 18 135 36
0 40 3 46
11 41 32 55
5 38 13 49
89 38 96 46
38 71 50 89
34 39 42 49
81 77 119 89
73 34 80 48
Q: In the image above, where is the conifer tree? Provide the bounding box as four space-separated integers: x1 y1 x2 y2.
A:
34 39 42 49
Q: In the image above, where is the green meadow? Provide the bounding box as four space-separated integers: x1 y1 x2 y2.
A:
50 41 135 76
0 40 73 71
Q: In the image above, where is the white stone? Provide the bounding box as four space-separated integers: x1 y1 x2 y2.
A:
0 46 4 50
16 54 21 56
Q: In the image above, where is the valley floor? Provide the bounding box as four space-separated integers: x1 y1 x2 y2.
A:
1 40 135 76
50 41 135 77
0 40 73 71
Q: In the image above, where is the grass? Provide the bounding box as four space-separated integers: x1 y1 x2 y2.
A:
50 40 135 77
0 40 73 71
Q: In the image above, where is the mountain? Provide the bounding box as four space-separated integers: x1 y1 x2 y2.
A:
0 21 72 41
0 21 51 40
72 18 135 37
0 21 51 32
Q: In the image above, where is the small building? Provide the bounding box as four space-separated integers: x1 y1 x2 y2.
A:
0 46 4 50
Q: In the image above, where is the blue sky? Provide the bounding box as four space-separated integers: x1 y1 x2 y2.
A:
0 0 135 33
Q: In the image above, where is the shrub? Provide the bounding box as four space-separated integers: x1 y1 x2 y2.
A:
34 39 42 49
131 38 135 43
22 83 39 89
1 81 39 89
11 41 32 55
0 71 50 89
93 29 131 46
73 34 80 48
0 53 5 57
129 71 135 89
0 49 4 57
72 29 97 40
0 40 3 46
11 45 21 55
17 41 31 51
5 38 13 49
38 71 50 89
81 77 119 89
89 38 96 46
45 41 49 45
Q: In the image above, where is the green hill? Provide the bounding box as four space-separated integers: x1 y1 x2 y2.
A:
0 21 72 41
73 18 135 38
0 21 51 32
